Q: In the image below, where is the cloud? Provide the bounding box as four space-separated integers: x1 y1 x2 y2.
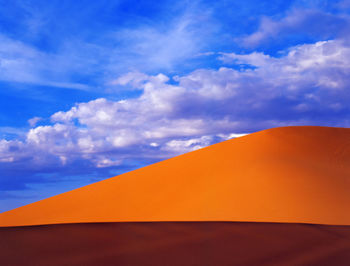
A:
338 0 350 8
163 136 214 153
1 38 350 195
0 34 91 89
114 20 198 70
0 1 219 92
28 117 42 127
240 9 350 48
105 8 217 75
219 40 350 92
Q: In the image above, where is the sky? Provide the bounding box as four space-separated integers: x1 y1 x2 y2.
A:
1 0 350 211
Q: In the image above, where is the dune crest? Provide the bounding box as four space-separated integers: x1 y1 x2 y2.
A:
1 126 350 227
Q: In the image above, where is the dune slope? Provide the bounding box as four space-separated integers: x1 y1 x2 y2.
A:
1 126 350 226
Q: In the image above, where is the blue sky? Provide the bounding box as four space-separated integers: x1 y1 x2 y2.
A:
1 0 350 211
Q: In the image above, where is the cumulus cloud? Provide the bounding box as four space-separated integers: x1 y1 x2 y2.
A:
220 40 350 92
1 38 350 191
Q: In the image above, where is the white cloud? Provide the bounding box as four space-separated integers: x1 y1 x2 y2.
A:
110 71 149 88
0 2 219 94
220 40 350 93
1 39 350 174
240 9 350 47
107 8 216 73
163 136 214 154
28 117 42 127
0 34 91 89
217 133 248 140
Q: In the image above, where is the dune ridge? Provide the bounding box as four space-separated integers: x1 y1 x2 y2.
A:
1 126 350 227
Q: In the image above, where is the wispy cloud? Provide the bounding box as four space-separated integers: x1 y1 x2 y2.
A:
240 8 350 48
0 1 219 91
0 34 92 89
28 117 42 127
104 5 217 76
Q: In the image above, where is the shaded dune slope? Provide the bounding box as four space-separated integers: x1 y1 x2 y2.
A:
1 126 350 226
1 222 350 266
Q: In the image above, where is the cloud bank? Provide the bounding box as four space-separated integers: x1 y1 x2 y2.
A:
1 39 350 186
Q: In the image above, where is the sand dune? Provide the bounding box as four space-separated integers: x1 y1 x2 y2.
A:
1 222 350 266
1 126 350 265
1 126 350 227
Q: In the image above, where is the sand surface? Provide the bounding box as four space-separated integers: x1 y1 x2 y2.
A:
1 126 350 226
1 222 350 266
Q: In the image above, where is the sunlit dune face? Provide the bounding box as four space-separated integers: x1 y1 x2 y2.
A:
0 126 350 227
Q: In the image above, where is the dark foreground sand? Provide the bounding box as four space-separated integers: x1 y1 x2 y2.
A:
1 222 350 266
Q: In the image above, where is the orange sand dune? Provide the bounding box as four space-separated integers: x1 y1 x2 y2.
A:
0 126 350 227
